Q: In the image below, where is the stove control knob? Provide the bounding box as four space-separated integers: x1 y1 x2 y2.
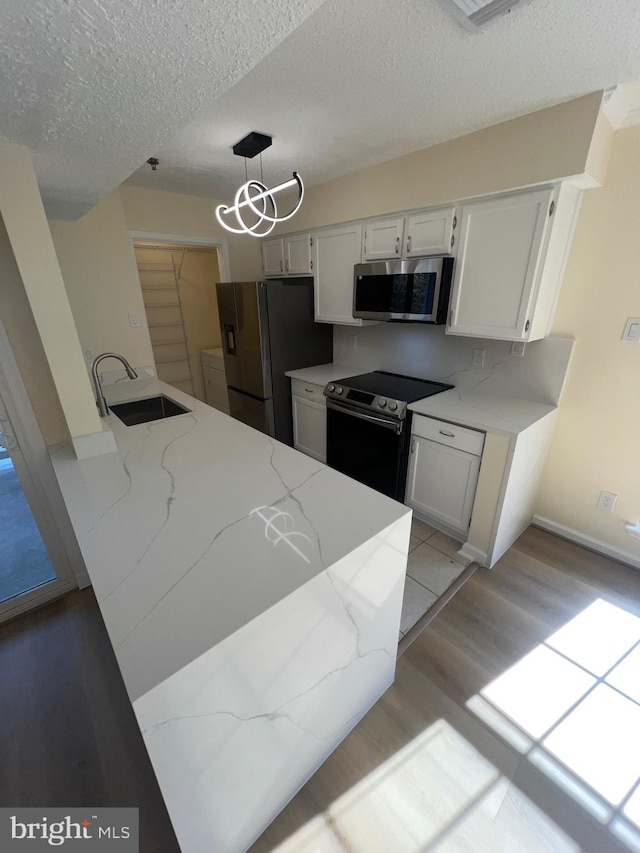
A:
336 386 344 395
378 399 387 408
327 384 335 393
388 401 398 412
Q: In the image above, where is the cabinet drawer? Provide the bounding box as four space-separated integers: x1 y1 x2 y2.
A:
411 415 484 456
290 378 326 403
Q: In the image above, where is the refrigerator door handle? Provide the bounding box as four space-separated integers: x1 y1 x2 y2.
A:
224 324 236 355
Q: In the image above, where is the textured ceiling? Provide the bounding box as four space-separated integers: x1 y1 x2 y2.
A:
126 0 640 202
4 0 640 218
0 0 328 218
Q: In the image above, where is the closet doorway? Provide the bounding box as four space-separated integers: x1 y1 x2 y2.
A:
133 242 223 401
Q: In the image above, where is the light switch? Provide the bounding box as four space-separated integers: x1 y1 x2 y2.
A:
472 348 485 367
129 312 141 328
622 317 640 341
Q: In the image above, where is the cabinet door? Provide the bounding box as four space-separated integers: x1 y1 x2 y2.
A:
313 223 366 325
203 364 229 413
447 188 554 340
406 435 480 536
292 395 326 462
285 233 312 275
363 217 405 261
405 207 456 257
262 238 285 277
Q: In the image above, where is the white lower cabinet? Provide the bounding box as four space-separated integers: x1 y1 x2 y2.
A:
291 379 326 462
405 416 484 539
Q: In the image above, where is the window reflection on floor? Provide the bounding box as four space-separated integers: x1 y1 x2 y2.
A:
263 718 579 852
468 598 640 851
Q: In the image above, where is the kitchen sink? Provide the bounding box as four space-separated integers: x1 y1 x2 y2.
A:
109 395 191 426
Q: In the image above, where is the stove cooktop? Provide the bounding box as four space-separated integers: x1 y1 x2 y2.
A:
338 371 453 402
324 370 453 419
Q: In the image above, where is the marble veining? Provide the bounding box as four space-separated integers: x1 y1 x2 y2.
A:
133 515 408 852
49 375 411 852
409 389 556 437
49 375 410 701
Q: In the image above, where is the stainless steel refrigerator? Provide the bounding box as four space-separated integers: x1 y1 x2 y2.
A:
216 279 333 445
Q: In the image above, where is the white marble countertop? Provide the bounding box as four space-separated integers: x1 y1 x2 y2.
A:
285 363 361 386
286 364 556 436
49 376 409 703
409 389 556 437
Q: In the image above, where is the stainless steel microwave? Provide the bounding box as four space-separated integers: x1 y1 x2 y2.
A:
353 257 454 323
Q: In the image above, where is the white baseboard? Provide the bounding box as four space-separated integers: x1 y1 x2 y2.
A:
531 515 640 571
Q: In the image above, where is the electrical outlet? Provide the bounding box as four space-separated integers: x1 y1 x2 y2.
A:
622 317 640 341
84 349 93 362
129 312 141 328
472 348 485 367
597 490 618 512
511 341 526 357
348 335 357 349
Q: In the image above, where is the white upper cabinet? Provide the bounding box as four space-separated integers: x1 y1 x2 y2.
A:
284 233 312 275
362 217 405 261
362 208 456 261
447 185 580 342
313 222 367 325
405 207 456 257
262 238 284 277
263 234 312 277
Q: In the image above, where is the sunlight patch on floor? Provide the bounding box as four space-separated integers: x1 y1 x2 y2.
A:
264 719 576 852
467 598 640 850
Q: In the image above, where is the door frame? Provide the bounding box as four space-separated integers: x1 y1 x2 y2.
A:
0 315 85 623
128 231 231 282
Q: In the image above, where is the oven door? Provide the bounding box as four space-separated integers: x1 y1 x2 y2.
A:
326 400 408 500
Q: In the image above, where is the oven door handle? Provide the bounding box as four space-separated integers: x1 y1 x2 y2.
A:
327 399 403 435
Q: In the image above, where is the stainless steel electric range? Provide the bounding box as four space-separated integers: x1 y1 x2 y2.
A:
324 370 453 501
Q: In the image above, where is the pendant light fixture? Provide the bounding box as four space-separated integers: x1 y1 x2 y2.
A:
215 132 304 237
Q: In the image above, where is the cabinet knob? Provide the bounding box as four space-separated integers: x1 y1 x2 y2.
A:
280 260 283 272
285 260 289 272
395 236 400 254
439 429 455 438
407 235 412 254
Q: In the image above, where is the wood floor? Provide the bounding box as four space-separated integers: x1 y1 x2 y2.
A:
1 526 639 852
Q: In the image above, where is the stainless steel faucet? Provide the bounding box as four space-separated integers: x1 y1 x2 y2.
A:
91 353 138 417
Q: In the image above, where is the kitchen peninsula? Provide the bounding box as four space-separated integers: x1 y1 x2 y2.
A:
49 376 411 853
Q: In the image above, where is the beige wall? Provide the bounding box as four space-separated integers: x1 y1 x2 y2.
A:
50 191 155 372
119 185 263 281
0 216 69 445
537 125 640 557
273 92 605 233
0 141 102 442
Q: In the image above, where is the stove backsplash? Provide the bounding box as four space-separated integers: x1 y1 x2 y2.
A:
333 325 573 406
